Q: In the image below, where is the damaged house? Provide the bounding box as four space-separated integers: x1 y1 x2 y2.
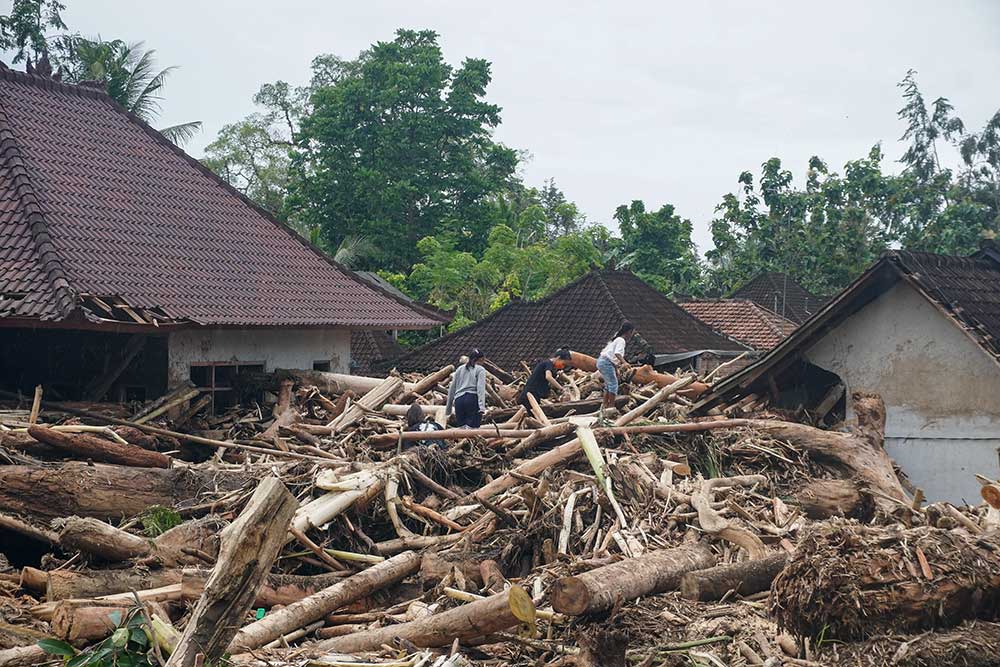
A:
696 246 1000 503
386 269 748 374
679 298 797 351
0 66 446 408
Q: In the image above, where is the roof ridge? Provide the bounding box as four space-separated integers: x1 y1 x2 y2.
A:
0 65 116 105
0 91 76 318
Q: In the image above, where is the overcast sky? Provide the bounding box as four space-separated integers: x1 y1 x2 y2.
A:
55 0 1000 252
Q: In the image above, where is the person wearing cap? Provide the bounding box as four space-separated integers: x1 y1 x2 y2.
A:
519 348 573 410
597 321 636 422
446 349 487 428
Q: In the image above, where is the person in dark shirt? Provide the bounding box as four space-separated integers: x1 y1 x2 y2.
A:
519 348 573 409
403 403 444 448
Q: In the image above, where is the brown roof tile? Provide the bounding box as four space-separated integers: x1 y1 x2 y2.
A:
386 270 747 373
732 272 826 324
680 299 797 350
0 67 444 329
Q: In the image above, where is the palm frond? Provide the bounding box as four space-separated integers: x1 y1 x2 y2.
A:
333 235 374 268
158 121 202 146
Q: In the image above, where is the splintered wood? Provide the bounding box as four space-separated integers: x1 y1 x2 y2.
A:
1 364 998 667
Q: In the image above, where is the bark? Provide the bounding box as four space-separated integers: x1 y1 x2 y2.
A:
485 396 629 421
568 351 709 397
47 568 182 601
891 620 1000 667
18 568 46 592
551 543 716 615
0 645 47 667
398 365 454 404
145 516 225 567
52 603 166 646
748 393 904 513
575 628 628 667
228 550 422 653
57 517 153 562
181 569 347 608
0 513 57 545
166 477 296 667
316 586 532 653
26 425 170 468
30 585 182 622
0 431 58 458
680 552 789 601
505 422 576 458
0 464 249 521
420 552 484 589
330 377 403 433
367 426 541 449
0 623 46 650
794 479 872 520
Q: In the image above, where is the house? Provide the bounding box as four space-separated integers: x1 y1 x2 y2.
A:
386 269 748 374
695 246 1000 503
732 271 826 324
680 299 797 351
0 65 447 409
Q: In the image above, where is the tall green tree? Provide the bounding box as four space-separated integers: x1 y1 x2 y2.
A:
58 37 201 145
0 0 65 64
286 29 519 272
613 200 703 295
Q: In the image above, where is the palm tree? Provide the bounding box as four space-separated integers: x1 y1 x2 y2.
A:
61 37 201 145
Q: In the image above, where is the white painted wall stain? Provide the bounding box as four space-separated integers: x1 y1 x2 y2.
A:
804 281 1000 503
167 328 350 387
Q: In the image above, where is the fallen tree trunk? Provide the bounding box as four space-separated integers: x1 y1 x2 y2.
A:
551 542 715 615
330 376 403 433
770 520 1000 640
52 601 167 645
315 586 533 653
398 365 454 404
166 477 296 667
794 479 873 520
47 568 182 601
680 552 788 601
228 550 422 652
27 425 170 468
57 517 152 561
0 464 249 521
0 623 46 650
0 645 47 667
181 569 347 608
891 620 1000 667
749 393 905 514
485 397 629 421
568 351 709 397
281 369 416 395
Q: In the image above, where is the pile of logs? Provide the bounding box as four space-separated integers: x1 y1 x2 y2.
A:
1 360 999 667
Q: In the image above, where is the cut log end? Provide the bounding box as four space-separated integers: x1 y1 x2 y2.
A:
550 577 590 616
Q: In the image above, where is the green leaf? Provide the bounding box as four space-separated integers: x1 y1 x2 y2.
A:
38 639 76 657
129 628 149 647
111 628 128 648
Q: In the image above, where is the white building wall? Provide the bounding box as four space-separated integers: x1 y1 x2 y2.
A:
167 328 351 386
804 282 1000 504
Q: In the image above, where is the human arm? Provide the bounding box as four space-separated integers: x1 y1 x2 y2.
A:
445 372 457 414
545 370 562 394
476 367 487 413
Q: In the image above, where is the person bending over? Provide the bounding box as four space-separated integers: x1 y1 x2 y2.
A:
519 348 573 410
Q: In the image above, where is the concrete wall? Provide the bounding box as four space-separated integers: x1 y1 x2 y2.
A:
804 282 1000 503
167 327 350 386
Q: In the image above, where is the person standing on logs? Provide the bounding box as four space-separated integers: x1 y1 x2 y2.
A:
519 348 573 409
446 349 487 428
597 322 635 423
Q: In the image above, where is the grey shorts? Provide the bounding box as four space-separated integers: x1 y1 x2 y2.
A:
597 355 619 394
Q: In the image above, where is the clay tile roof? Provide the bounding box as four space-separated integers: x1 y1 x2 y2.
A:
386 270 747 373
350 329 405 375
0 67 445 329
680 299 797 350
731 272 826 324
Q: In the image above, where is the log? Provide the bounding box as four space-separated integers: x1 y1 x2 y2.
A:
551 542 715 615
398 365 454 404
52 603 163 645
692 475 767 558
748 393 905 514
0 645 47 667
47 568 182 601
228 550 422 652
166 477 296 667
18 568 46 592
0 622 46 650
505 422 576 458
281 369 416 395
0 513 57 545
769 521 1000 640
26 425 171 468
0 464 249 521
57 517 153 562
131 382 196 422
145 516 225 567
330 376 403 433
485 396 629 421
181 569 348 608
568 351 709 397
794 479 872 520
367 426 541 448
30 584 183 622
680 552 789 601
316 586 534 653
891 620 1000 667
0 431 58 458
420 552 484 589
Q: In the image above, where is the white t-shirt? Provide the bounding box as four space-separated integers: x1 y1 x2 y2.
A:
600 336 626 361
